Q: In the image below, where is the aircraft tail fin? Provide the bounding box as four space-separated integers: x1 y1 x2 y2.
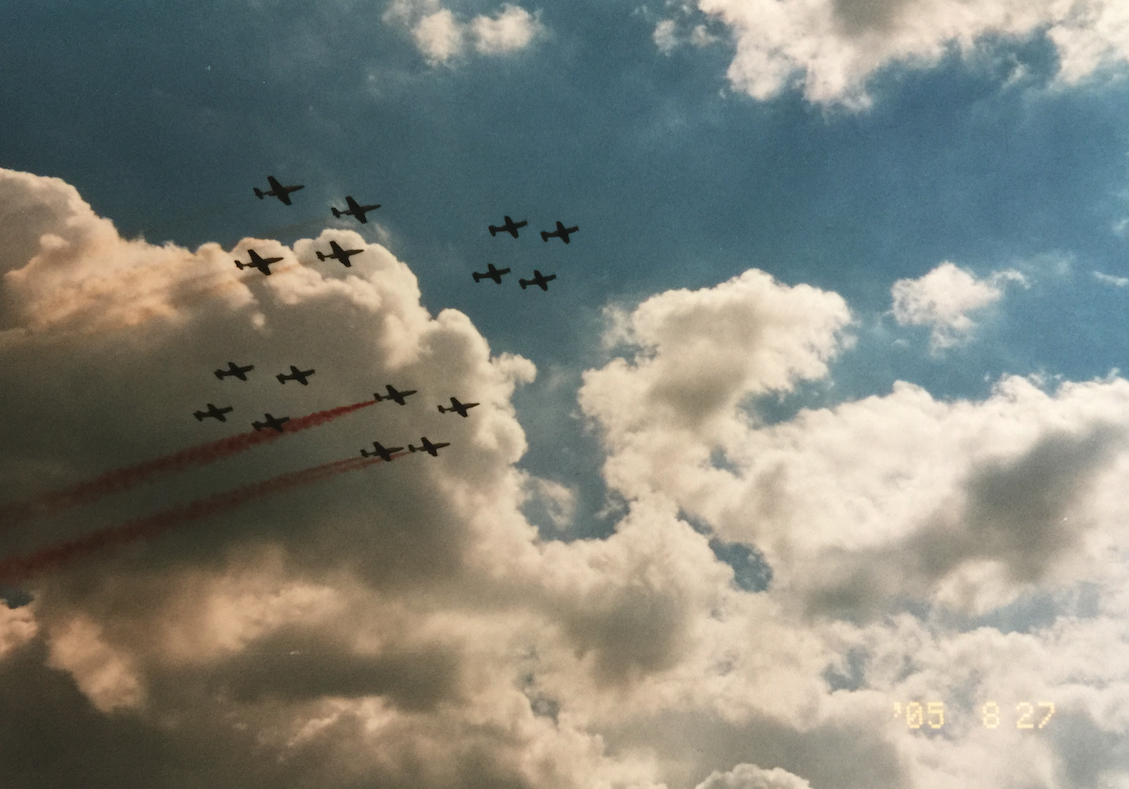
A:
472 273 481 282
332 207 341 218
254 188 264 199
438 405 446 413
540 232 549 241
316 251 326 261
195 413 204 421
489 226 498 236
277 374 287 384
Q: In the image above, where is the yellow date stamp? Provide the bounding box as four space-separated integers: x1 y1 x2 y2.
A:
892 701 1055 730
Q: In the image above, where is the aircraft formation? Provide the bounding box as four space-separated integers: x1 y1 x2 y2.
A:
0 175 520 593
240 177 383 276
474 214 579 292
254 176 380 226
227 180 487 456
197 356 467 462
251 177 579 296
237 181 573 429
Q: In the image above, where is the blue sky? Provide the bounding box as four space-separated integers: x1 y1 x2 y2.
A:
4 1 1129 787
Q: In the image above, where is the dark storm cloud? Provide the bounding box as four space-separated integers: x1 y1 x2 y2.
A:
802 423 1125 621
177 630 462 711
0 638 299 789
559 584 690 684
831 0 910 36
915 424 1122 584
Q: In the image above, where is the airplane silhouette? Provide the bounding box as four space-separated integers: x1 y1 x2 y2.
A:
316 239 363 267
519 270 557 291
252 413 290 433
438 397 479 417
374 384 417 406
215 362 254 381
489 216 527 238
360 441 404 462
194 403 233 422
472 263 511 284
235 248 283 275
254 175 304 206
277 366 315 385
332 195 380 224
540 221 578 244
409 437 450 457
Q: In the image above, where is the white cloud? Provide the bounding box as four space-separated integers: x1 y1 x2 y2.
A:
413 8 465 64
696 764 812 789
670 0 1129 106
46 615 146 712
654 19 680 54
577 266 1129 785
1094 270 1129 287
891 261 1024 351
471 5 542 55
0 604 37 660
0 169 251 337
386 1 544 64
583 269 851 444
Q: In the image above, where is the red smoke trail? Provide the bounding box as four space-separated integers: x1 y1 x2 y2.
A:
1 399 376 525
0 452 401 585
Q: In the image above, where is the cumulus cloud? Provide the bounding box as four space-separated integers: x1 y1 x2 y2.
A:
4 169 1129 789
587 269 851 443
660 0 1129 106
413 8 465 63
471 5 542 54
385 1 543 64
696 764 812 789
891 261 1025 351
578 264 1129 783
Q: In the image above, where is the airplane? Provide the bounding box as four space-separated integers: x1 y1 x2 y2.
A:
408 437 450 457
519 270 557 291
331 195 380 224
277 365 315 385
0 584 33 610
360 441 405 462
235 248 283 276
540 221 579 244
194 403 233 422
254 175 305 206
374 384 417 406
488 216 527 238
252 413 290 432
438 397 479 417
316 239 364 267
215 362 254 381
472 263 511 284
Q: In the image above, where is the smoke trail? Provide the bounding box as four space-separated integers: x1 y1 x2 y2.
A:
1 399 376 525
0 453 400 584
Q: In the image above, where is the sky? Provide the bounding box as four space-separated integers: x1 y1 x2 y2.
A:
4 1 1129 787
